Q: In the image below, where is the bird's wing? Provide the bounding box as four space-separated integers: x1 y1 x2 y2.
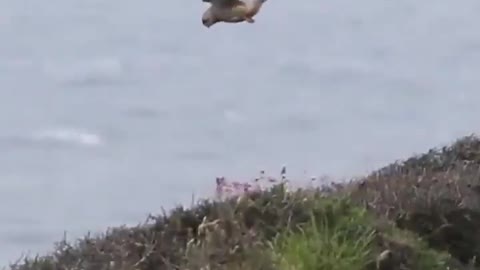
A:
203 0 240 8
242 0 267 16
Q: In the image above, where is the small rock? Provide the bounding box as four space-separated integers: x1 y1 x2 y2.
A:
376 249 395 270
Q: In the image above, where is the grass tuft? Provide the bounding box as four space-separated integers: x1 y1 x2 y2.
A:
270 198 376 270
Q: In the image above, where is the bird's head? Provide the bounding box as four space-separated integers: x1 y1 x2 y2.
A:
202 11 217 28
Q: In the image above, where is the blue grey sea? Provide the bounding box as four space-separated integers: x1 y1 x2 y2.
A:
1 0 480 265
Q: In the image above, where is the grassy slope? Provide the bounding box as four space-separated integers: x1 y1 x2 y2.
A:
9 134 480 270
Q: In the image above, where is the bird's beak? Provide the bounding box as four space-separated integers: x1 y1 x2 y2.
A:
202 20 211 28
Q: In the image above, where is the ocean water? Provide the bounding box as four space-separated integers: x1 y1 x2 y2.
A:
1 0 480 264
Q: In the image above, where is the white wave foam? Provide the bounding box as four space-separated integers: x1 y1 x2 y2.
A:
31 128 103 147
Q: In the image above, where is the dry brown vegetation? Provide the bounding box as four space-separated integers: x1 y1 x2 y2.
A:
8 134 480 270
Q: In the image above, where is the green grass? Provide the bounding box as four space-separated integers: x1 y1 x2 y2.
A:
269 197 458 270
270 199 376 270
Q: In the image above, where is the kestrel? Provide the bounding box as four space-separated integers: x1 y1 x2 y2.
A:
201 0 268 28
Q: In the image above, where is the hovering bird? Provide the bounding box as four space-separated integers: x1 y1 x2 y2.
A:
201 0 268 28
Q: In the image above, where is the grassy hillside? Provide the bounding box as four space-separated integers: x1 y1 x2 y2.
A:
9 135 480 270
